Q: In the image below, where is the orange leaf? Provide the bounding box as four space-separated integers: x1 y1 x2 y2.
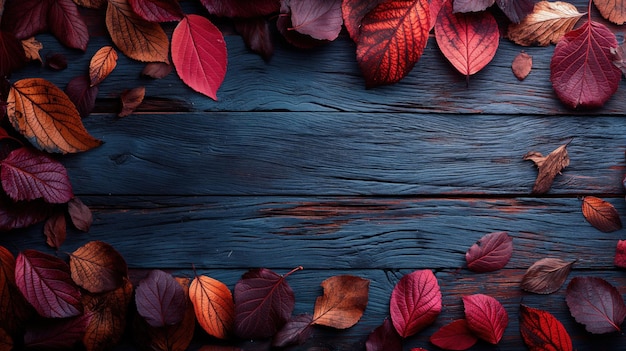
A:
69 241 128 293
581 196 622 233
594 0 626 24
106 0 169 63
312 275 369 329
189 275 234 339
21 37 43 62
118 86 145 117
89 46 118 86
7 78 102 153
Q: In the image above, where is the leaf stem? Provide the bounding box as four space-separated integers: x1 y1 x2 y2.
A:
588 0 592 21
284 266 304 278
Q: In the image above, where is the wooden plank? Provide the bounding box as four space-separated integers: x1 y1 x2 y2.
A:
58 112 626 196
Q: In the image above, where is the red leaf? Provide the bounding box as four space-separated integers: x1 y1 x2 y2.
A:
67 197 93 232
129 0 184 22
429 319 478 350
15 249 82 318
453 0 495 13
550 20 621 109
171 15 227 100
519 304 573 351
200 0 279 18
435 0 499 78
581 196 622 233
356 0 430 87
234 267 301 339
48 0 89 50
365 318 402 351
342 0 386 41
566 276 626 334
24 314 90 349
0 31 26 77
44 212 67 249
390 269 442 338
65 75 99 118
0 245 34 335
465 231 513 272
272 314 314 347
495 0 536 23
289 0 343 41
615 240 626 269
1 147 73 203
463 294 508 344
135 269 187 328
0 196 52 231
429 0 447 30
235 18 273 61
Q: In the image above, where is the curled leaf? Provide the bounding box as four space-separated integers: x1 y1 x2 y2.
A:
523 142 569 194
21 37 43 62
69 241 128 294
581 196 622 233
521 258 574 294
189 275 234 339
566 276 626 334
520 304 573 351
312 275 369 329
508 1 585 46
463 294 508 344
390 269 442 338
465 231 513 273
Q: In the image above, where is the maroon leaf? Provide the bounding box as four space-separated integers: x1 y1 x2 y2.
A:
365 318 402 351
465 231 513 272
65 75 99 118
496 0 536 23
235 18 274 61
135 269 187 328
200 0 280 18
272 314 314 347
48 0 89 50
342 0 386 41
119 86 146 117
430 319 478 350
463 294 508 344
234 267 301 339
15 249 82 318
0 245 34 335
68 197 93 232
0 31 26 77
44 212 67 249
24 314 90 349
390 269 442 338
0 196 51 231
566 276 626 334
2 0 47 41
615 240 626 269
45 53 68 70
453 0 495 13
289 0 342 41
1 147 73 204
550 19 621 109
129 0 184 22
520 304 573 351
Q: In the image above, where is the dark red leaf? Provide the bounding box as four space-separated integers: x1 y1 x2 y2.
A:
200 0 279 18
44 212 67 249
550 20 621 109
465 231 513 272
0 196 51 231
235 18 274 61
272 314 314 347
65 75 99 118
15 249 82 318
119 86 146 117
0 328 12 351
342 0 386 41
48 0 89 50
463 294 508 344
390 269 442 338
2 0 47 40
566 276 626 334
142 62 172 79
453 0 495 13
429 0 447 30
495 0 536 23
0 31 26 77
429 319 478 350
0 245 34 334
234 267 300 339
512 51 532 81
135 269 187 328
581 196 622 233
1 147 73 203
46 53 68 70
24 314 90 349
129 0 184 22
67 197 93 232
365 318 402 351
520 304 573 351
289 0 342 41
615 240 626 269
356 0 430 87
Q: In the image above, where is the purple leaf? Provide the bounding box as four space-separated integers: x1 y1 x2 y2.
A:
200 0 279 18
289 0 343 41
0 31 26 77
48 0 89 50
129 0 184 22
135 269 187 327
566 276 626 333
496 0 536 23
65 75 99 118
465 231 513 272
0 196 51 231
272 314 314 347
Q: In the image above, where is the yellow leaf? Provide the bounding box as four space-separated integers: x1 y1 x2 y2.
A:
89 46 118 86
508 1 585 46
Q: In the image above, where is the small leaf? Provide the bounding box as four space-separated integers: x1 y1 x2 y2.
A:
46 52 68 70
365 318 402 351
520 304 573 351
22 37 44 62
523 142 570 194
199 0 279 18
566 276 626 333
272 314 314 347
465 231 513 273
189 275 234 339
512 52 532 80
68 197 93 232
521 258 574 294
429 319 478 351
142 62 172 79
581 196 622 233
69 241 128 293
593 0 626 24
135 269 187 327
24 314 90 349
615 240 626 268
65 75 99 118
128 0 184 22
312 275 369 329
390 269 442 338
44 212 67 249
89 46 118 87
463 294 508 344
508 1 585 46
289 0 343 41
341 0 386 41
119 86 145 117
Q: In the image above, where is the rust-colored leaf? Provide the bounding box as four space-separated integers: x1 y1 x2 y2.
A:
22 37 43 62
465 231 513 273
83 279 133 351
512 52 532 80
594 0 626 24
312 275 369 329
190 275 234 339
520 304 573 351
521 258 574 294
69 241 128 293
89 46 118 86
44 211 67 249
581 196 622 233
7 78 102 154
508 1 585 46
142 62 172 79
523 142 569 194
68 197 93 232
106 0 169 63
119 86 145 117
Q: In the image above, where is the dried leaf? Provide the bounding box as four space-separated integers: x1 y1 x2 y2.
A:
429 319 478 351
0 31 26 76
119 86 145 117
129 0 184 22
512 52 532 80
189 274 234 339
290 0 343 41
136 269 187 327
200 0 279 18
312 275 369 329
44 212 67 249
68 197 93 232
593 0 626 24
581 196 622 233
83 279 133 351
390 269 442 338
69 241 128 293
521 258 574 294
234 18 273 61
24 314 90 349
508 1 585 46
89 46 118 86
566 276 626 333
465 231 513 273
523 142 569 194
21 37 43 62
615 240 626 268
65 75 99 118
272 314 314 347
341 0 386 41
141 62 172 79
365 318 402 351
463 294 508 344
520 304 573 351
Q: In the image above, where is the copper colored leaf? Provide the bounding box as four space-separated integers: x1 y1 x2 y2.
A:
234 18 273 61
142 62 172 79
7 78 102 154
341 0 386 41
495 0 536 23
429 319 478 351
390 269 442 338
1 147 73 203
566 276 626 334
16 249 82 318
272 314 314 347
594 0 626 24
129 0 184 22
24 314 90 349
171 15 227 100
48 0 89 50
290 0 342 41
508 1 584 46
89 46 118 87
365 318 402 351
65 76 98 119
189 274 234 339
234 267 300 339
463 294 508 344
44 212 67 249
523 143 569 194
73 0 106 8
435 1 499 78
119 86 145 117
453 0 495 13
69 240 128 294
0 31 26 76
68 197 93 232
200 0 279 18
550 20 621 109
520 304 573 351
356 0 429 87
312 275 369 329
83 279 133 351
581 196 622 233
0 328 11 351
615 240 626 268
22 37 43 62
521 258 574 294
465 231 513 273
136 269 187 327
106 0 169 63
0 196 52 231
512 52 532 80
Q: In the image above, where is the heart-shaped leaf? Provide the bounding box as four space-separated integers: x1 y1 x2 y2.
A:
463 294 508 344
189 275 234 339
566 276 626 334
520 304 573 351
312 275 369 329
69 241 128 294
521 258 574 294
465 231 513 273
290 0 343 41
581 196 622 233
390 269 442 338
135 270 187 328
430 319 478 350
508 1 585 46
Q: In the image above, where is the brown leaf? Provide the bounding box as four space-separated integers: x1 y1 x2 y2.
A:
581 196 622 233
312 275 369 329
508 1 585 46
89 46 118 86
512 52 532 80
523 142 570 194
594 0 626 24
68 197 93 232
69 241 128 293
119 86 145 117
22 37 43 62
142 62 171 79
44 211 67 249
521 258 575 294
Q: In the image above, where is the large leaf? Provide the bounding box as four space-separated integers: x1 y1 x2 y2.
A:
0 31 26 77
15 249 83 318
189 275 234 339
289 0 343 41
465 231 513 272
435 0 499 79
365 318 402 351
594 0 626 24
581 196 622 233
171 15 227 100
7 78 102 154
566 276 626 333
550 20 621 109
272 314 314 348
495 0 536 23
508 1 585 46
429 319 478 351
520 304 573 351
135 269 187 327
463 294 508 344
356 0 430 87
128 0 184 22
200 0 279 18
312 275 369 329
2 0 46 41
69 241 128 294
342 0 386 41
390 269 442 338
521 258 574 294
